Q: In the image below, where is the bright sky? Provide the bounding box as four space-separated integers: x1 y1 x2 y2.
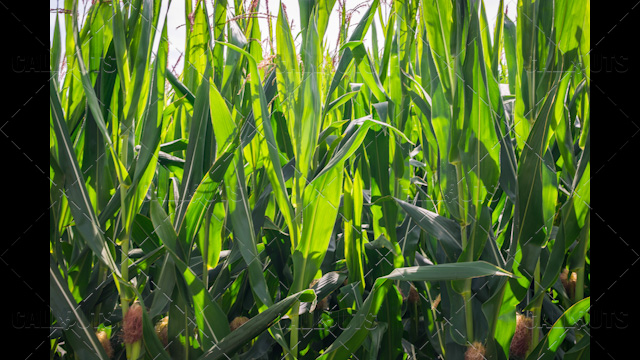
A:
50 0 516 72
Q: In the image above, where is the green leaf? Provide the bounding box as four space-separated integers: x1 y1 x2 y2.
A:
109 0 131 102
482 280 519 358
491 0 505 78
166 69 196 105
50 79 119 276
527 297 590 359
50 256 111 360
421 0 457 103
555 0 589 57
122 0 154 134
177 256 231 349
71 2 129 185
183 0 211 91
324 90 361 117
149 193 230 350
377 285 403 359
141 298 172 360
503 15 517 95
208 77 237 156
124 17 168 233
275 2 300 147
563 335 590 360
460 10 501 211
510 71 564 300
342 42 388 102
178 148 236 263
222 148 293 353
343 164 365 294
394 197 462 260
318 278 393 360
318 117 410 181
223 149 273 309
51 14 62 76
383 261 514 281
292 164 344 294
292 117 408 294
175 60 213 229
317 0 338 39
299 272 348 314
197 290 316 360
294 12 323 209
149 253 176 317
217 41 296 248
325 0 380 103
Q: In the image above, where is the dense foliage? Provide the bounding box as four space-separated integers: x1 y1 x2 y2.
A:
50 0 590 359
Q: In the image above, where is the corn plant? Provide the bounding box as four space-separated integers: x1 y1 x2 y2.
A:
50 0 590 359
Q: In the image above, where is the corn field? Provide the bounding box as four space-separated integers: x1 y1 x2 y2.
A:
49 0 590 359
